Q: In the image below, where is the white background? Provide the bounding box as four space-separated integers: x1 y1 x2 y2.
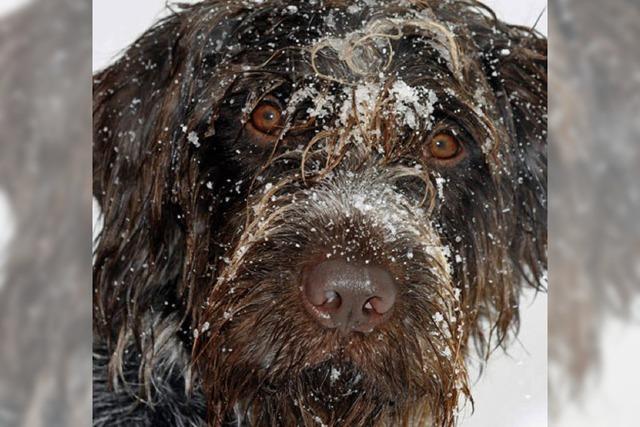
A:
0 0 28 17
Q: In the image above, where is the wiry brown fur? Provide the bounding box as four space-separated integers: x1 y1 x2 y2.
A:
93 1 546 426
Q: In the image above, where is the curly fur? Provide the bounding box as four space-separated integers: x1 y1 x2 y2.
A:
93 1 546 425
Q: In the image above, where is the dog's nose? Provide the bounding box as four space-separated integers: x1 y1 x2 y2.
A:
301 259 397 334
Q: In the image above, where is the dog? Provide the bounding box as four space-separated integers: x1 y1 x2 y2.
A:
92 0 547 425
548 0 640 414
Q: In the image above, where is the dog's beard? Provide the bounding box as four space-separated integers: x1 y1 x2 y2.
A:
193 168 469 426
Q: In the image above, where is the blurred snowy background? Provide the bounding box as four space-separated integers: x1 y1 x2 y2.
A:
0 0 28 16
1 0 92 426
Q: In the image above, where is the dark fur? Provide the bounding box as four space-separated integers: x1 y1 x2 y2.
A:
93 1 546 425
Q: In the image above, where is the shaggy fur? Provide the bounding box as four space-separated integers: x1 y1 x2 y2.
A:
93 0 546 426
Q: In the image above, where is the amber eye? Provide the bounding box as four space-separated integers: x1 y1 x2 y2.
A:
250 102 283 134
429 133 461 160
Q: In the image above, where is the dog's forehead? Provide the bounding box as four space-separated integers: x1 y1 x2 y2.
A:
181 0 504 154
211 0 465 84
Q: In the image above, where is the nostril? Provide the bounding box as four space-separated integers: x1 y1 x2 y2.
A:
320 291 341 311
363 299 374 312
363 296 393 315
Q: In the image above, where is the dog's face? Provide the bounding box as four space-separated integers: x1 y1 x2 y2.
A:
93 1 546 425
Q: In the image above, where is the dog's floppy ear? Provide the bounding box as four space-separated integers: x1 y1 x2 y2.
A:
93 3 246 371
441 6 547 353
470 10 548 288
93 12 188 359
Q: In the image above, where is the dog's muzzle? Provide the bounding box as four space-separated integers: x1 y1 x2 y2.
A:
254 166 447 337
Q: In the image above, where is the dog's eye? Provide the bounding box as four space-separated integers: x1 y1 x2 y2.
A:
428 133 461 160
250 101 283 135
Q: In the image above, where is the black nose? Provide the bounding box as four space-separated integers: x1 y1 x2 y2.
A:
301 259 397 334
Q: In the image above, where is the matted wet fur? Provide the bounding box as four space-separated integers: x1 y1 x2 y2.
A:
92 0 546 426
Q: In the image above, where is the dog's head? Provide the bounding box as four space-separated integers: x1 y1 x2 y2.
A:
93 1 546 425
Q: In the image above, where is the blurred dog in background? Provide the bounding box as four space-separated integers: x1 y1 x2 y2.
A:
548 0 640 417
0 0 92 426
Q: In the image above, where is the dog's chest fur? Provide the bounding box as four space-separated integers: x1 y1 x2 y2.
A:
93 341 207 427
